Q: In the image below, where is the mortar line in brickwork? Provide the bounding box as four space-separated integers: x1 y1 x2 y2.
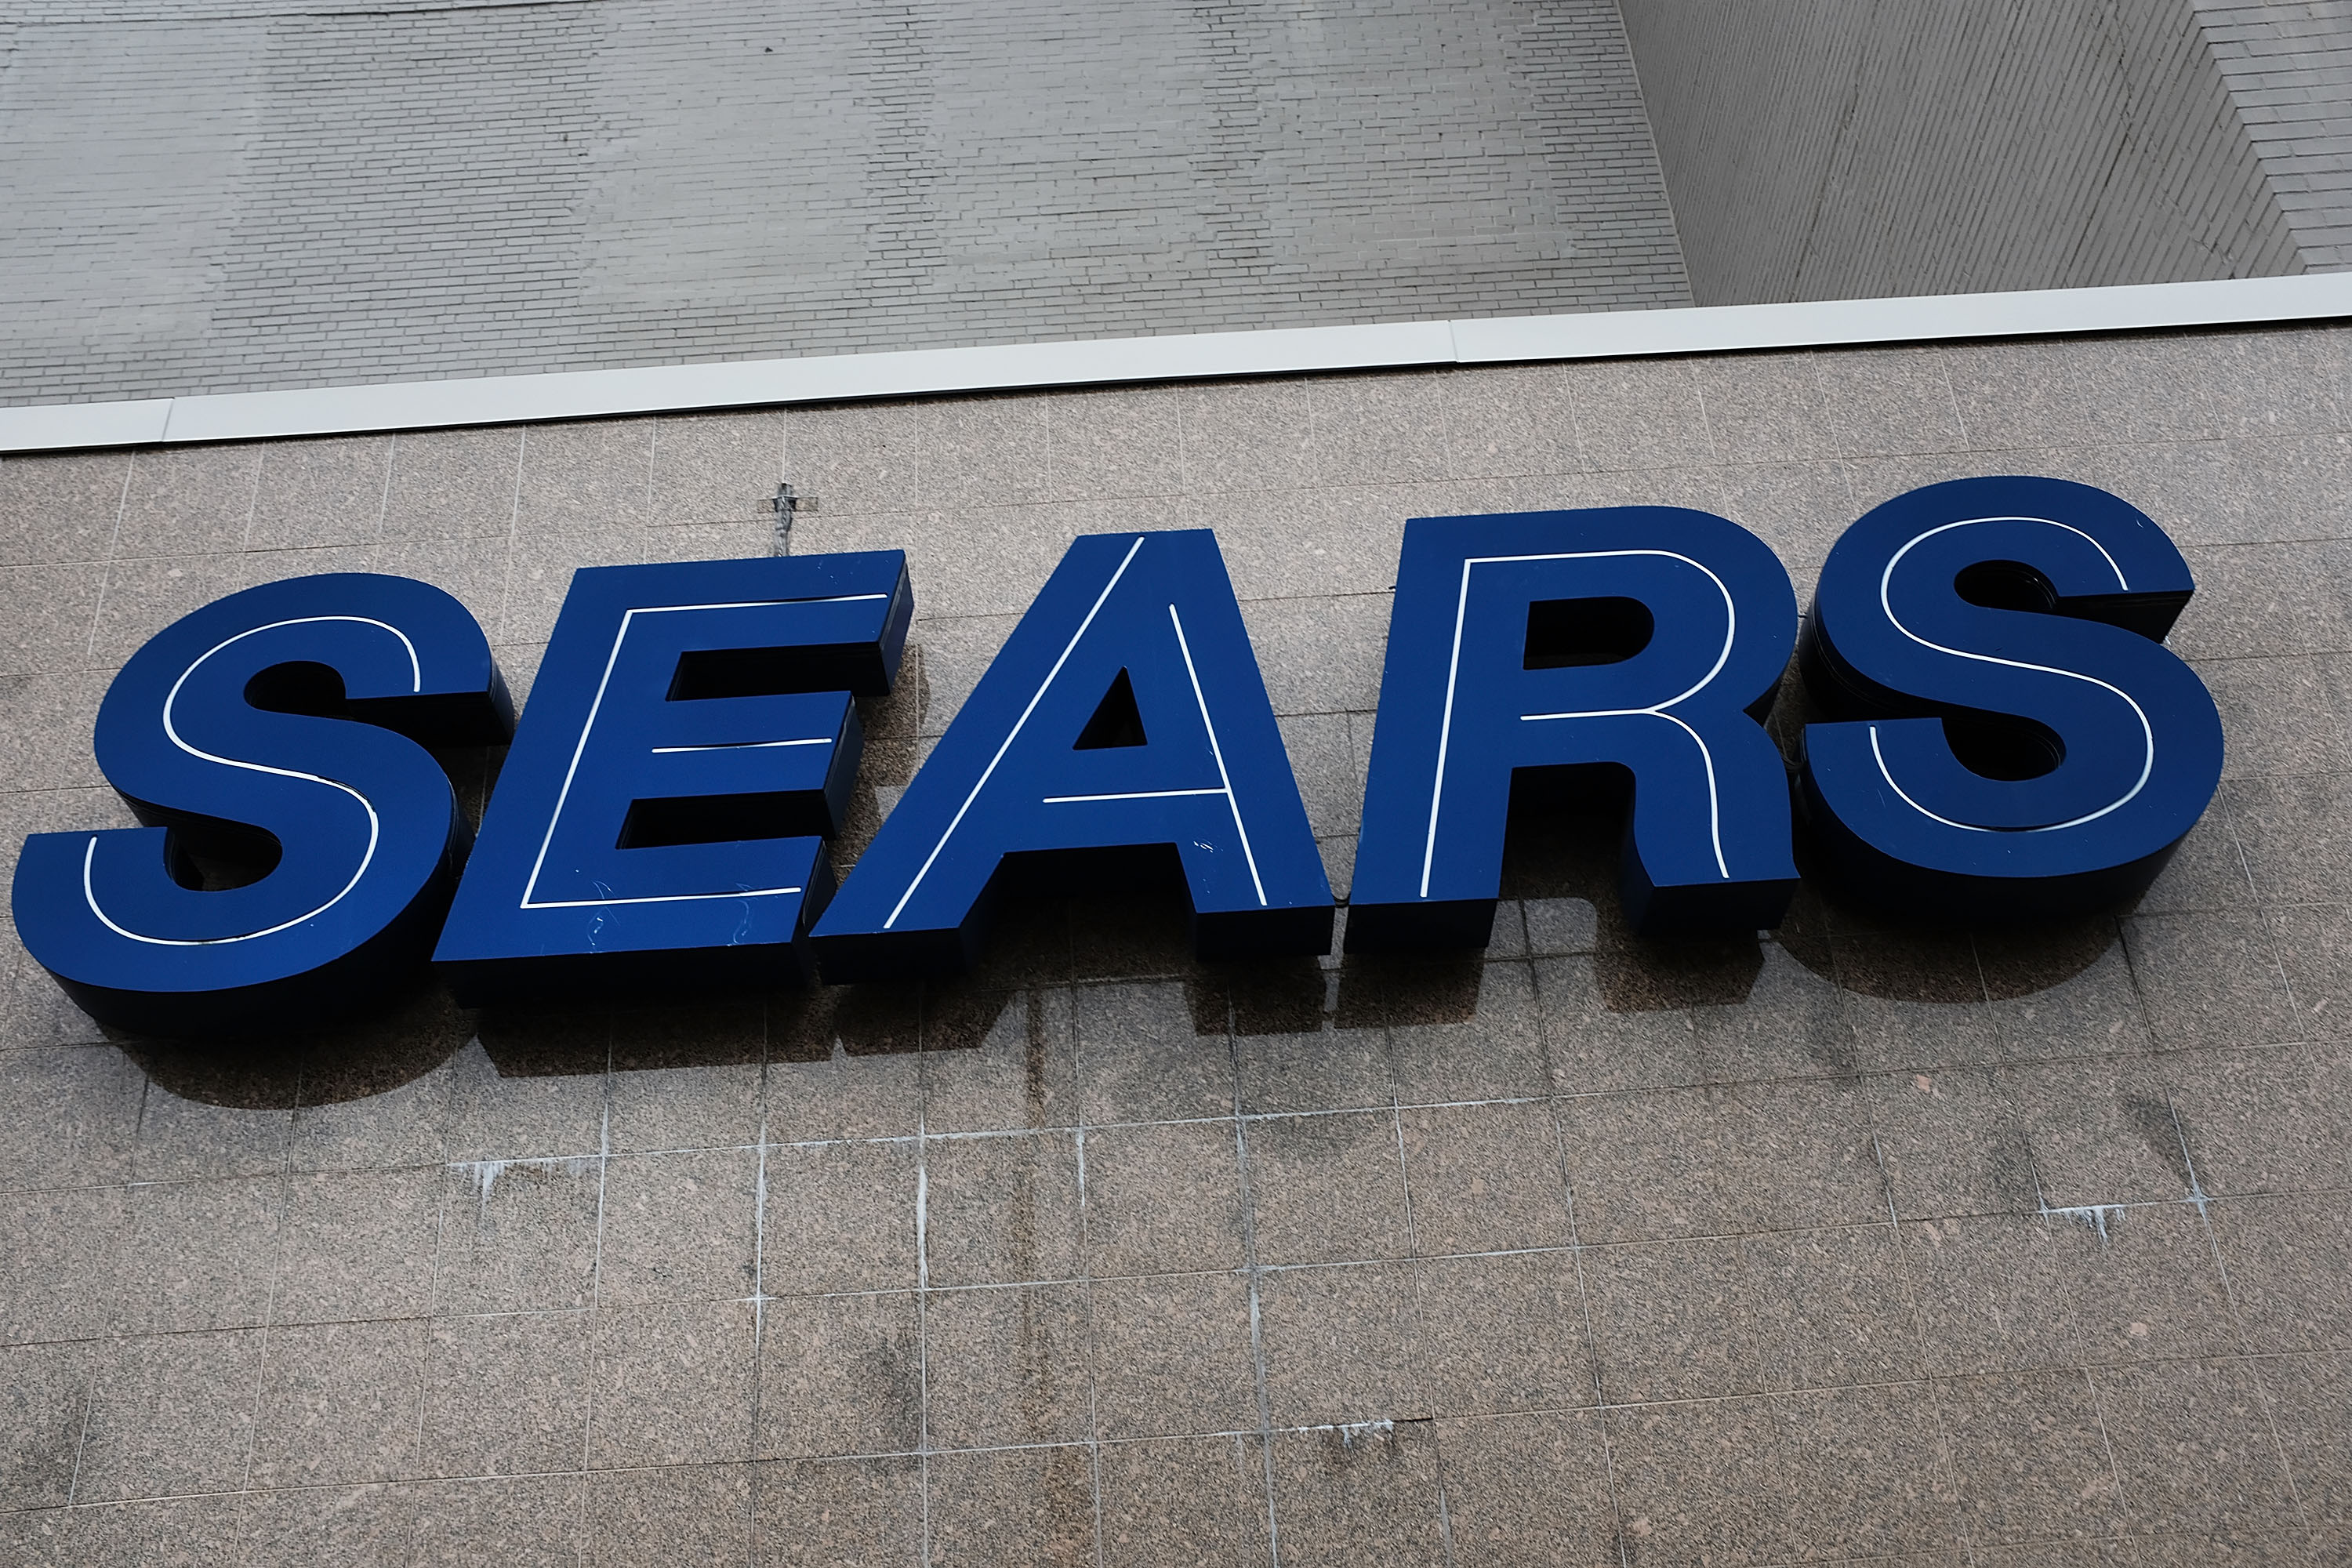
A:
5 1192 2274 1363
419 1101 463 1504
230 445 263 555
743 1004 776 1565
29 1137 2308 1222
913 982 934 1568
396 1040 2293 1160
1858 1078 1967 1564
375 432 397 558
2078 1362 2134 1541
579 1024 615 1482
27 1343 2328 1508
62 1340 96 1509
496 428 527 643
641 419 658 522
2172 1079 2310 1530
1225 974 1283 1568
227 1182 293 1501
1068 1098 1105 1568
80 454 135 662
1382 1003 1463 1566
1523 928 1636 1566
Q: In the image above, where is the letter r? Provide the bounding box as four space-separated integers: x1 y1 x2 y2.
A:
1349 508 1799 946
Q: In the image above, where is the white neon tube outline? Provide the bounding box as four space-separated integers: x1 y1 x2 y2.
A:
1872 515 2154 833
884 535 1147 930
1867 727 1988 832
1006 610 1269 903
82 615 423 948
520 885 804 910
521 593 887 911
647 738 833 755
1043 788 1226 804
1169 602 1268 906
1036 612 1268 904
1421 550 1739 898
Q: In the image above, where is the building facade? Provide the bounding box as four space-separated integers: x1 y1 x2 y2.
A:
12 0 2352 409
2 317 2348 1563
6 0 2352 1563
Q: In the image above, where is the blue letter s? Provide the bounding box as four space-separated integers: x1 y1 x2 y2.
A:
11 574 510 1036
1800 476 2224 920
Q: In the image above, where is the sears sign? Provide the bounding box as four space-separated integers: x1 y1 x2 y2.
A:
11 477 2224 1036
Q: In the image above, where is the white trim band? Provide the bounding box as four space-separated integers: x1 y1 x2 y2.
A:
6 273 2350 455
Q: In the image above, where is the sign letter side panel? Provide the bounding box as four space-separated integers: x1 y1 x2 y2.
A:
810 528 1332 981
432 551 913 1004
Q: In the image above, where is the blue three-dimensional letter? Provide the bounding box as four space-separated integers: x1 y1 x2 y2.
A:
1799 476 2224 920
9 476 2232 1039
12 574 511 1035
433 553 913 1002
812 530 1331 978
1350 509 1801 946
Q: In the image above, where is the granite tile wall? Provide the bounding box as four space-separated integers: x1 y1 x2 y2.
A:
0 325 2347 1564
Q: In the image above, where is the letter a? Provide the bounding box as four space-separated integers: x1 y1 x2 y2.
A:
812 529 1332 979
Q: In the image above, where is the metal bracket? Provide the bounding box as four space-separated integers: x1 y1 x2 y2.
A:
771 482 798 556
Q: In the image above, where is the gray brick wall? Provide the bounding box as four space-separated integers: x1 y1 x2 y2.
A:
0 0 1691 406
2196 1 2352 267
1620 0 2307 305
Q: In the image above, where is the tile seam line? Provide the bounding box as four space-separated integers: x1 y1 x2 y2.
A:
9 274 2352 454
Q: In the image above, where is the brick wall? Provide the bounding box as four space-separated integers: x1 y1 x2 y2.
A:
2197 1 2352 267
0 0 1691 405
1620 0 2307 304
